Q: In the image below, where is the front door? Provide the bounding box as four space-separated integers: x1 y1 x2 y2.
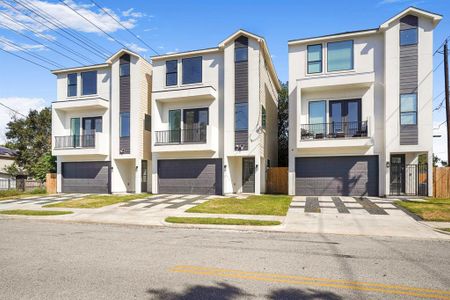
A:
141 160 148 193
390 154 406 195
242 157 255 193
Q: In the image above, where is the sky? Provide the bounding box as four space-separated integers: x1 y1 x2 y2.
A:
0 0 449 161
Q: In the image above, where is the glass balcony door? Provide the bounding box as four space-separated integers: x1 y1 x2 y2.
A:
329 99 361 136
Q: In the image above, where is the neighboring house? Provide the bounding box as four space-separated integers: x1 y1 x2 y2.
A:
0 146 15 179
151 30 280 195
288 7 441 197
51 49 152 193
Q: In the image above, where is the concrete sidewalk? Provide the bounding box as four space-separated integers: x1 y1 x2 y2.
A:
0 199 448 239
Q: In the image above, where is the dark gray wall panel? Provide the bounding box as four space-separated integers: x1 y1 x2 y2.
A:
234 36 249 150
62 161 110 193
120 137 130 154
119 76 130 111
399 15 418 145
158 159 223 195
234 131 248 151
295 156 379 196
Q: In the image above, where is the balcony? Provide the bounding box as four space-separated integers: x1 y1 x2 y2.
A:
153 86 217 103
153 126 217 153
298 121 373 149
52 133 108 156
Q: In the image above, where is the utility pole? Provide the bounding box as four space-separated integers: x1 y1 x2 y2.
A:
444 40 450 164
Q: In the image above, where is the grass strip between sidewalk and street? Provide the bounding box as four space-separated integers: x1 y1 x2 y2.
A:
165 217 281 226
44 194 152 209
442 228 450 233
0 209 73 216
186 195 292 216
395 198 450 222
0 188 47 201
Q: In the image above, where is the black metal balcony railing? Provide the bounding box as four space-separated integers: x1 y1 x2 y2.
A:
155 126 207 145
300 121 368 140
54 135 95 149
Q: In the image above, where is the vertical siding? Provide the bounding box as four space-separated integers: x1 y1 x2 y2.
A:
235 36 249 150
119 54 131 153
399 15 418 145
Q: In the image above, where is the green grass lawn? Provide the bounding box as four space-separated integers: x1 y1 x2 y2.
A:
0 209 72 216
165 217 281 226
44 194 151 209
441 228 450 233
186 195 292 216
396 198 450 222
0 188 47 201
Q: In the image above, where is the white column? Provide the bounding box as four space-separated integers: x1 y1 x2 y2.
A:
151 155 158 194
134 159 141 194
56 158 62 193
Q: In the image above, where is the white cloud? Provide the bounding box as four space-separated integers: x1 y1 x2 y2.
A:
122 8 145 18
125 42 147 53
0 97 47 144
433 121 447 163
0 0 147 34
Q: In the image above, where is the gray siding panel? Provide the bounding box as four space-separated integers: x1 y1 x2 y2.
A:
399 15 418 145
295 156 379 196
235 130 248 151
400 125 418 145
62 161 110 193
119 76 131 111
234 36 249 150
158 159 223 195
120 137 130 154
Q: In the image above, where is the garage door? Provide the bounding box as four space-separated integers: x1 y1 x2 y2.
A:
158 159 222 195
295 156 378 196
62 162 110 193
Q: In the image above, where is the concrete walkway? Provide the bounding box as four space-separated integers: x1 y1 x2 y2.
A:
0 194 448 239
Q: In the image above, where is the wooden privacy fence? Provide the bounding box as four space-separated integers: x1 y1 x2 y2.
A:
266 167 288 194
46 173 57 194
433 167 450 198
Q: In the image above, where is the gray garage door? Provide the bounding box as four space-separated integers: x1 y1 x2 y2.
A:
158 159 222 195
62 162 110 193
295 156 379 196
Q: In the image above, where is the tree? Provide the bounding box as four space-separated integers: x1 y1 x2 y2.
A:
5 107 55 180
277 82 289 167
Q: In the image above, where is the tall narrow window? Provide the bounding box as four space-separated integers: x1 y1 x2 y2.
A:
307 44 322 74
166 60 177 86
182 56 202 84
235 103 248 131
327 40 353 72
120 112 130 137
235 47 248 62
261 106 266 128
400 28 418 46
400 94 417 125
81 71 97 95
120 62 130 77
169 109 181 143
70 118 80 147
309 101 326 134
67 73 77 97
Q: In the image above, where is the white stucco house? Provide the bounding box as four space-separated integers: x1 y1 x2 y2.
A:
151 30 280 195
51 49 152 193
288 7 442 197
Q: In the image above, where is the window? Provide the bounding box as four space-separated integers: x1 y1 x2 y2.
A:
70 118 80 136
81 71 97 95
166 60 177 86
235 47 248 62
400 28 418 46
120 63 130 77
67 73 77 97
169 109 181 143
235 103 248 130
144 114 151 131
309 101 326 134
120 112 130 137
82 117 102 134
327 40 353 72
307 44 322 74
400 94 417 125
261 106 266 128
183 108 209 128
182 56 202 84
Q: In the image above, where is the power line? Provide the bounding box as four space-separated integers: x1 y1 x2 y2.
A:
0 46 51 70
57 0 129 50
0 101 27 117
0 20 86 65
7 0 111 59
89 0 159 55
0 37 63 68
434 35 450 56
0 9 95 65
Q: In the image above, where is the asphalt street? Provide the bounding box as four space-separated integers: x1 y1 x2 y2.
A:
0 218 449 299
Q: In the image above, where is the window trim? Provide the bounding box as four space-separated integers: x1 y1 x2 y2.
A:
400 28 418 46
165 60 178 86
326 40 354 72
67 73 77 97
307 44 323 74
182 56 202 85
81 70 98 96
400 93 418 126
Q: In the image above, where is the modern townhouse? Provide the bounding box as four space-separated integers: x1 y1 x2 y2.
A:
151 30 280 195
52 49 152 194
288 7 442 197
